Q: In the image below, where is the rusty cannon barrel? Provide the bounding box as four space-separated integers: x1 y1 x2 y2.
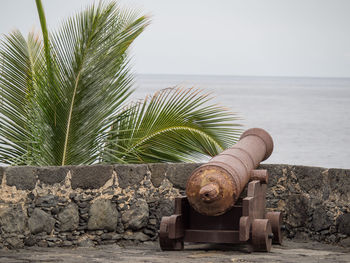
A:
186 128 273 216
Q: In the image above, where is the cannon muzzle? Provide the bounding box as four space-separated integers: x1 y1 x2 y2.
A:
186 128 273 216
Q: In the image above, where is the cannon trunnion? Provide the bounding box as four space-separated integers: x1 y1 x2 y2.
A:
159 128 283 252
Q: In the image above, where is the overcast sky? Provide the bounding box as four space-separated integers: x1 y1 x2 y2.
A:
1 0 349 77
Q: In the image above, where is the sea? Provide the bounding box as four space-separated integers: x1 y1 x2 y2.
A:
132 74 350 169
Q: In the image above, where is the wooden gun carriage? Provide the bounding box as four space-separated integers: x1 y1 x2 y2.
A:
159 128 283 252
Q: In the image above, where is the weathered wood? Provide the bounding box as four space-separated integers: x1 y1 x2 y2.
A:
184 230 240 243
159 217 184 251
252 219 273 252
266 211 283 245
239 216 252 241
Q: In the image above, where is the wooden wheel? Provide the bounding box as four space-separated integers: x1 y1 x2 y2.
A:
159 217 183 251
252 219 272 252
266 211 283 245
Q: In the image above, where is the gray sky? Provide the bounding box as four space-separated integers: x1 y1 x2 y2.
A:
1 0 350 77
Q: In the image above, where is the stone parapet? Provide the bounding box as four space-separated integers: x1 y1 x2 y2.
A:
0 163 348 249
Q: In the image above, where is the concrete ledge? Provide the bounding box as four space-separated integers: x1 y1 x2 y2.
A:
114 164 148 188
71 165 114 189
37 166 68 185
166 163 202 189
4 166 37 190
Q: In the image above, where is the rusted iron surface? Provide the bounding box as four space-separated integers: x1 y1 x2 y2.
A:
159 128 283 253
250 169 269 183
186 128 274 216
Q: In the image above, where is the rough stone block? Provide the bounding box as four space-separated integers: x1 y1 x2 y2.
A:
123 231 150 241
122 199 149 230
77 238 95 247
259 164 290 186
0 166 4 184
312 207 332 231
24 236 37 247
28 208 55 234
6 237 24 249
154 199 174 222
0 205 27 233
285 194 310 228
37 166 68 185
62 241 73 247
88 199 118 231
339 237 350 247
148 163 167 187
291 165 326 193
35 195 58 208
5 166 37 190
337 213 350 235
166 163 202 189
71 165 113 189
58 203 79 232
328 169 350 200
114 164 148 188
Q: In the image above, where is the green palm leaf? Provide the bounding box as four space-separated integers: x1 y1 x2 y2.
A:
32 1 149 165
103 87 241 163
1 1 149 166
0 31 43 165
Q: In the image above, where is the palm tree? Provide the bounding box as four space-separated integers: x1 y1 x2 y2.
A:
0 0 241 166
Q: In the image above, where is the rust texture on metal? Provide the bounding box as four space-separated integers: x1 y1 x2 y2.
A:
159 128 283 253
250 169 269 184
186 128 274 216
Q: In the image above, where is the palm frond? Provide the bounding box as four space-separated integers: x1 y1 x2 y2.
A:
32 1 150 165
0 31 43 165
103 87 241 163
1 1 242 166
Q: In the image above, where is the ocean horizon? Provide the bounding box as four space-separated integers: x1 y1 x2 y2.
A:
133 74 350 169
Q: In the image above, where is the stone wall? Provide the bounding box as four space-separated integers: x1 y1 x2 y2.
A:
261 164 350 247
0 163 349 249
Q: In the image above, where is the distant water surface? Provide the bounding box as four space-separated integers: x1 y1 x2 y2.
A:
133 74 350 169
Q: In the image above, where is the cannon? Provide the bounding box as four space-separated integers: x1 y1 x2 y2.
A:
159 128 283 252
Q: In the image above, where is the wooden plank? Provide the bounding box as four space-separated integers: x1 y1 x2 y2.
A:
188 206 242 230
242 197 253 217
174 196 188 214
168 215 184 239
239 216 251 242
184 230 240 243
